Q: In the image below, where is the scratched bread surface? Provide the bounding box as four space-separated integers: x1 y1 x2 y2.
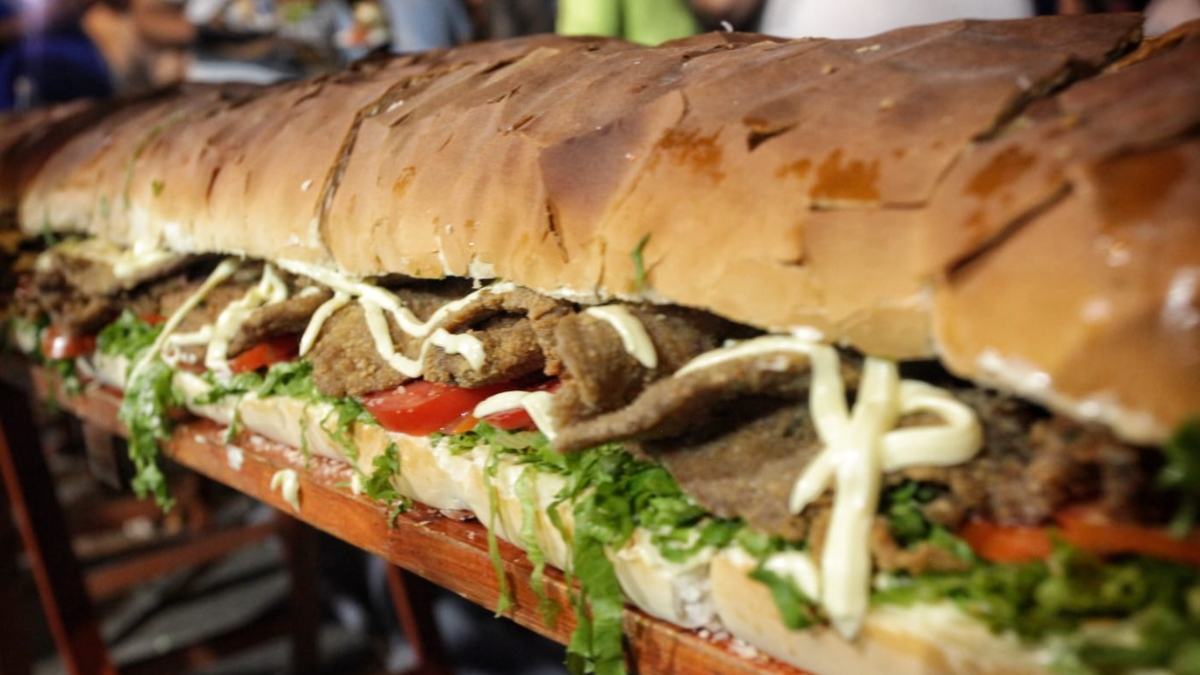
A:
16 15 1200 441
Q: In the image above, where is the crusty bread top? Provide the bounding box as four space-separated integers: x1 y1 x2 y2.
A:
16 15 1200 442
0 99 102 217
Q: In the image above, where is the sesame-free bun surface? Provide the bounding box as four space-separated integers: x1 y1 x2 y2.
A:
19 15 1200 442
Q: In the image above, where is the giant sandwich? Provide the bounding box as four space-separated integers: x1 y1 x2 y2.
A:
5 14 1200 675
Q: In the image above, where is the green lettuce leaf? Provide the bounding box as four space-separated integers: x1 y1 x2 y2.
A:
118 360 183 510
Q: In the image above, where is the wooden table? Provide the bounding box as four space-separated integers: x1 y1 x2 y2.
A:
27 367 805 675
0 365 323 675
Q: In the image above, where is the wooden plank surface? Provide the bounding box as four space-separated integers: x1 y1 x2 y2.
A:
34 370 805 675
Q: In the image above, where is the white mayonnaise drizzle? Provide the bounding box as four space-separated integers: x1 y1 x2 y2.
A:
428 328 486 370
40 238 183 284
584 306 658 369
167 325 214 347
473 390 532 418
129 259 241 381
471 390 560 439
360 300 424 377
676 335 982 640
162 325 214 366
521 391 558 439
112 240 182 280
204 264 289 373
270 468 301 512
299 292 350 356
274 259 515 377
763 550 822 601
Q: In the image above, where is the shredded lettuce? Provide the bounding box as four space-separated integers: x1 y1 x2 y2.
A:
735 529 822 629
433 424 742 675
96 310 162 363
194 360 377 464
875 543 1200 674
223 404 242 443
118 359 183 510
631 233 650 291
484 445 514 616
517 465 559 626
45 357 81 399
748 566 821 630
1160 417 1200 538
362 442 410 527
882 480 976 562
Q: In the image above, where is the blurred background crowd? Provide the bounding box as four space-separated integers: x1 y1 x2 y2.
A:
2 0 1198 110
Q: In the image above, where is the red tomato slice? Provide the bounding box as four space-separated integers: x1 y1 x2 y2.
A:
959 505 1200 567
481 408 537 431
958 520 1053 563
479 379 563 431
363 380 508 437
1054 505 1200 567
364 378 561 437
228 335 301 374
42 326 96 360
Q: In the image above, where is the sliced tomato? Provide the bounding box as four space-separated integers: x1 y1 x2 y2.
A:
42 326 96 360
363 380 508 437
958 520 1053 563
479 379 563 431
959 505 1200 567
481 407 537 431
228 335 301 374
1054 505 1200 567
364 377 561 437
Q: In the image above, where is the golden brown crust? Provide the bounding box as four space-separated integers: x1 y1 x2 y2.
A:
925 25 1200 442
18 15 1200 441
0 100 99 217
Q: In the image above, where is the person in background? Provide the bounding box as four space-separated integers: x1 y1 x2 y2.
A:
176 0 353 82
0 0 114 109
759 0 1032 39
380 0 470 52
557 0 699 45
468 0 553 41
1144 0 1200 33
82 0 192 93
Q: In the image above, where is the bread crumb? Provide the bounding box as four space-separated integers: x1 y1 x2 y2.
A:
729 638 761 660
821 64 836 75
226 445 244 471
879 97 896 110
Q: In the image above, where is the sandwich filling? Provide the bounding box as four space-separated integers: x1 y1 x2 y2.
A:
10 239 1200 675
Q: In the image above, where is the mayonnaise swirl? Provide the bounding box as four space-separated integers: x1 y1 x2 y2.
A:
277 259 511 377
205 264 289 373
471 390 559 439
584 306 658 369
676 335 982 639
129 259 242 381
